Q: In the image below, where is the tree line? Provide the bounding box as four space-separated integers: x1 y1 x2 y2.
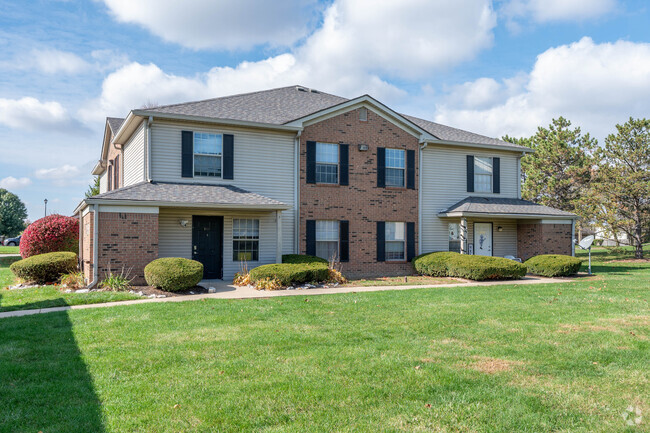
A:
504 117 650 259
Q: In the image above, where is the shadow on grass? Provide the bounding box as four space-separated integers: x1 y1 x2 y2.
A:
0 297 105 433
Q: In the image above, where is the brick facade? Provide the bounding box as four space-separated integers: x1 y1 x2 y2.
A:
517 223 573 261
96 212 158 285
299 108 419 277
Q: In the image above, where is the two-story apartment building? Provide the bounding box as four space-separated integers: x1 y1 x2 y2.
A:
75 86 576 285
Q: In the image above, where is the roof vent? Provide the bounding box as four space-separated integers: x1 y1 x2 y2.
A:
310 89 320 94
296 86 309 92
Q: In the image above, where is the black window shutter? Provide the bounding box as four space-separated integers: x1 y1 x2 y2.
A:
339 144 349 186
377 147 386 188
406 149 415 189
376 221 385 262
406 222 416 261
223 134 234 179
466 155 474 193
492 157 500 194
181 131 194 178
339 220 349 262
306 141 316 184
306 220 316 256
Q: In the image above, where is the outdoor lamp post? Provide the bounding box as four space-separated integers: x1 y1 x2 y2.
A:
44 198 48 217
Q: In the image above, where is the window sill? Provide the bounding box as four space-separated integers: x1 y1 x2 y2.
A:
384 260 408 264
314 183 341 187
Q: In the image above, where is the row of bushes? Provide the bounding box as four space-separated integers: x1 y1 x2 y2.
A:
412 252 527 280
412 252 583 279
248 255 332 288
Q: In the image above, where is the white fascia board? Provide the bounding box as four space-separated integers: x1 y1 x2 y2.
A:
284 95 437 141
438 212 577 220
111 112 142 146
100 205 160 214
83 198 290 211
425 139 534 154
91 160 106 175
131 110 303 133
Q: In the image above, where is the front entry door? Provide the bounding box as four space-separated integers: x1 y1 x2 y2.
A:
474 223 493 256
192 216 223 279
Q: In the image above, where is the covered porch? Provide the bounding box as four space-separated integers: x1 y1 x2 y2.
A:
439 196 577 261
77 181 290 286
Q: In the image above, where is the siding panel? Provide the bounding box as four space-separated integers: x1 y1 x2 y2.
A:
151 120 297 255
421 144 520 255
123 121 145 186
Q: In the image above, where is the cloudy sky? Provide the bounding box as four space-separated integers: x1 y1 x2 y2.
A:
1 0 649 221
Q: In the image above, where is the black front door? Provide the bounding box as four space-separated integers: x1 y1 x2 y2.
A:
192 216 223 279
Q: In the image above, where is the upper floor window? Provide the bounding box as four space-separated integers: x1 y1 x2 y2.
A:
316 142 338 184
194 132 223 177
474 157 493 193
233 219 259 261
385 221 405 261
385 148 405 187
316 220 339 260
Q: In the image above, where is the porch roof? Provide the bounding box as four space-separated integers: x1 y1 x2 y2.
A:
438 196 577 219
78 181 289 211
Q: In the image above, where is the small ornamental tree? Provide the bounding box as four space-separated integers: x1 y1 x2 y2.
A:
20 214 79 258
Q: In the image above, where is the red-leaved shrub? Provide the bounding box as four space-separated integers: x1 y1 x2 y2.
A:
20 214 79 258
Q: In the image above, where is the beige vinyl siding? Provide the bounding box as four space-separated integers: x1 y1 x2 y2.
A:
123 120 146 186
150 120 296 255
158 207 279 280
99 171 108 193
466 219 517 257
421 143 521 254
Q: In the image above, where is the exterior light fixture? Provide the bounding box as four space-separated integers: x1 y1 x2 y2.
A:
179 220 189 227
497 226 503 232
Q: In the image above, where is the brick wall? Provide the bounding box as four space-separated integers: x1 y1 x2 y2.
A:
517 223 572 261
299 108 419 277
97 212 158 285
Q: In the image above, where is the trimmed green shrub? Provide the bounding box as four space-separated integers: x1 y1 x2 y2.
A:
412 251 460 277
10 251 78 284
525 254 583 277
249 262 329 286
281 254 328 264
411 251 526 281
446 255 527 280
144 258 203 292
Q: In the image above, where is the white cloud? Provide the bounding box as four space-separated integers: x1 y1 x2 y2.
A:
34 164 86 187
6 49 91 74
501 0 617 31
82 0 496 122
434 37 650 141
0 97 80 132
101 0 320 50
0 176 32 190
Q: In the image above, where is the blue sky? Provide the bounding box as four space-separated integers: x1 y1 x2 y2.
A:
1 0 649 222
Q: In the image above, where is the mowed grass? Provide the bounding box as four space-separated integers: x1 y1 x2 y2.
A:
0 245 19 254
1 250 648 432
0 257 139 312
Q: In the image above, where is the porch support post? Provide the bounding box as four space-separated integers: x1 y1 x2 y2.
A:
571 219 576 257
276 210 282 263
460 217 468 254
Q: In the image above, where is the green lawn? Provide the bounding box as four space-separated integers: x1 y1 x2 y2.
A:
0 256 139 312
0 245 19 254
0 251 647 432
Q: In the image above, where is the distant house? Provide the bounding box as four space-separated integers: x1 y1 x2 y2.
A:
75 86 576 285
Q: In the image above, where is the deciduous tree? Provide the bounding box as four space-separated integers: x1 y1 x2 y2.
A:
0 188 28 237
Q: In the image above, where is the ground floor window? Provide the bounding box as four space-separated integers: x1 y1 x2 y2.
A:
316 220 339 261
233 219 259 261
385 222 405 261
449 222 461 253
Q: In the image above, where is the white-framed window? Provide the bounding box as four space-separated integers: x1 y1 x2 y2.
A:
448 223 461 253
385 222 405 261
194 132 223 177
233 219 259 261
316 220 339 260
316 142 338 184
385 148 405 187
474 157 493 193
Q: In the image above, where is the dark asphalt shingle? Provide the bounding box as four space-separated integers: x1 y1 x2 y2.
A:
91 181 288 208
441 196 576 217
106 117 125 135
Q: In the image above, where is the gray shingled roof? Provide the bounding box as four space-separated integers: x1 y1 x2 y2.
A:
138 85 526 150
107 117 125 135
90 181 288 208
441 196 576 217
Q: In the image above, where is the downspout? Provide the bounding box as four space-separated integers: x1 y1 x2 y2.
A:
294 130 302 253
571 219 576 257
418 140 428 254
88 203 100 288
146 116 153 182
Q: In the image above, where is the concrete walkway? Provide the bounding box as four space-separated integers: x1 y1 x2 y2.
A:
0 275 572 319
